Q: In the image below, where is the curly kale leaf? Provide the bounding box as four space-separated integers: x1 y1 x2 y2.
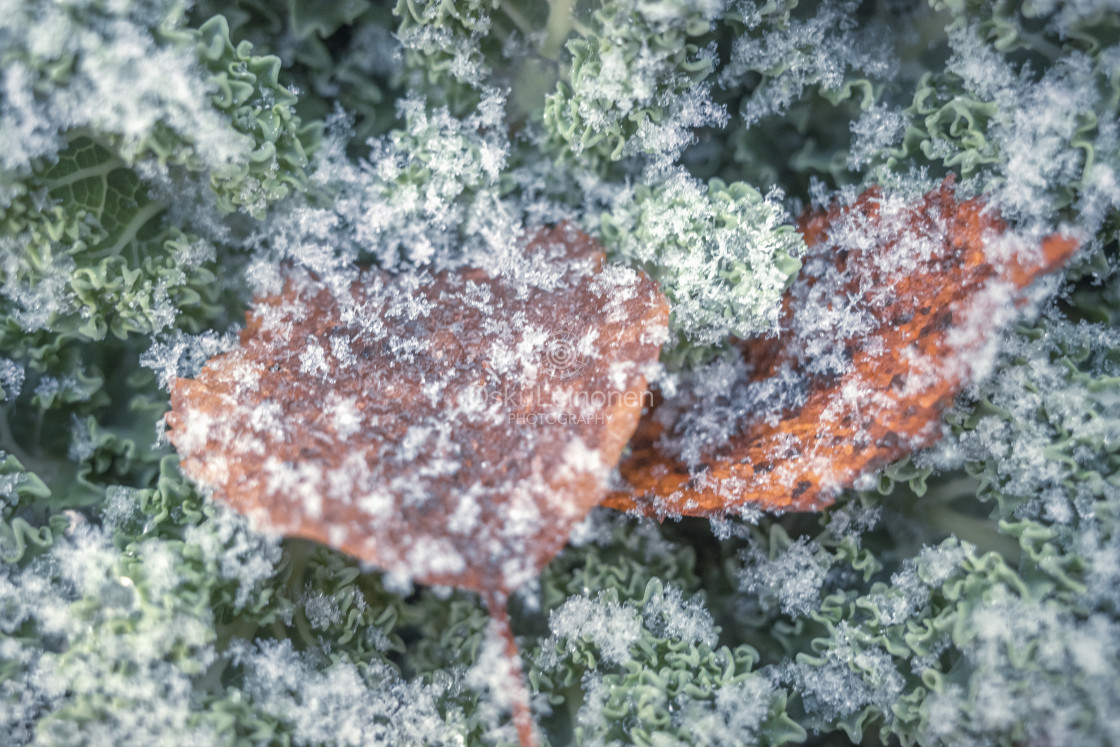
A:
543 0 729 172
855 0 1120 235
1 136 222 343
600 171 803 364
190 0 402 147
0 6 318 348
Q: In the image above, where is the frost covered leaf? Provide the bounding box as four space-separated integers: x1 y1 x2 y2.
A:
542 0 727 170
606 181 1079 517
600 171 804 365
166 224 668 593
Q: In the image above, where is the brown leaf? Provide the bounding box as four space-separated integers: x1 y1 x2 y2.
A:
605 181 1080 517
167 224 669 593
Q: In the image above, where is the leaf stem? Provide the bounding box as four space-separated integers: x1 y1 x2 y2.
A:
541 0 577 60
498 2 534 37
484 590 539 747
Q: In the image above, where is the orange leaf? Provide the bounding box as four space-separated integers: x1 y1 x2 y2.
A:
167 224 668 746
605 181 1079 517
167 224 668 593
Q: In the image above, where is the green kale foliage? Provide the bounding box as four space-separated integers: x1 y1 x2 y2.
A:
601 174 802 364
189 0 402 146
2 0 1120 745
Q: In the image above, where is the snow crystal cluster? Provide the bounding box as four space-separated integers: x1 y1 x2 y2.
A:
722 0 895 127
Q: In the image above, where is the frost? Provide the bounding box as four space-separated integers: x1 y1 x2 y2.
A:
848 103 906 170
891 20 1120 240
723 0 895 126
545 593 643 666
301 589 343 631
183 503 282 610
826 501 881 543
141 329 241 391
946 27 1102 230
921 585 1120 745
867 542 970 627
1030 0 1120 34
466 618 530 745
542 582 717 670
245 91 518 286
640 584 718 647
782 621 905 723
739 536 829 616
0 3 255 174
101 485 142 532
601 168 803 353
298 338 329 377
953 318 1120 524
0 357 24 401
232 638 465 746
0 519 222 745
681 677 774 743
543 0 729 169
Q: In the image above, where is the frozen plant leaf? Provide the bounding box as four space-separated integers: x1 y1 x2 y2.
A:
167 224 667 745
606 181 1079 517
166 224 668 592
